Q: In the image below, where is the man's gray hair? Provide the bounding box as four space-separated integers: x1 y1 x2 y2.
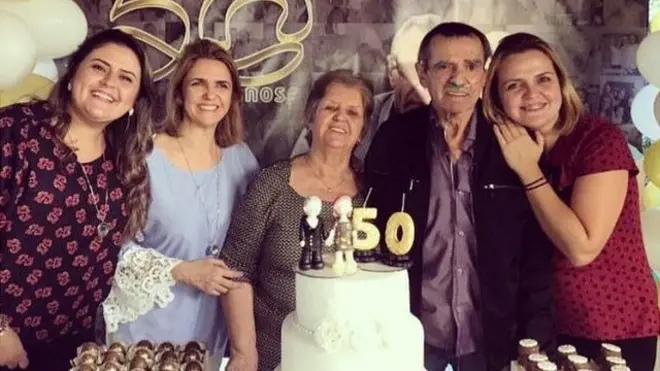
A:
389 14 444 68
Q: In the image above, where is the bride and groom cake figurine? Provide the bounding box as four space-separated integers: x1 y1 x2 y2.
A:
299 194 414 276
298 195 358 276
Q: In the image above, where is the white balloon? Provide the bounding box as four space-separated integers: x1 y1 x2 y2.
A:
654 92 660 133
641 208 660 272
32 59 59 82
0 11 37 89
637 31 660 87
485 31 510 69
0 0 88 59
629 144 643 161
485 30 511 52
631 85 660 140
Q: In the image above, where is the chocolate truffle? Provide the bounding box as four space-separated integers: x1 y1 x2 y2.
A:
108 342 126 354
103 351 125 365
156 341 176 354
183 360 204 371
157 350 179 365
182 348 203 363
99 361 123 371
129 355 150 370
157 362 180 371
136 339 154 350
184 341 203 353
79 342 101 358
80 342 99 353
133 348 154 363
73 364 96 371
74 353 98 366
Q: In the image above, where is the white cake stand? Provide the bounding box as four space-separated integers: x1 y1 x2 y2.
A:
358 261 407 272
293 265 359 279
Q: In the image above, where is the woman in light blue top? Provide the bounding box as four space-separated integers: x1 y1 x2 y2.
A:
102 39 259 368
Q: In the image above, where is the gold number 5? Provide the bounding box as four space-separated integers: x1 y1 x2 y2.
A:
352 208 380 251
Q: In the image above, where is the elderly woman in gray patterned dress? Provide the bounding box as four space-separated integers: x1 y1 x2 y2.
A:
219 69 374 371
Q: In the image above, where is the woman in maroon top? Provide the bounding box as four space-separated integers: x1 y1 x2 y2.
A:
482 33 660 370
0 30 154 370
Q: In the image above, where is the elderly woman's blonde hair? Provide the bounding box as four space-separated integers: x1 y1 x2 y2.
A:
482 32 583 135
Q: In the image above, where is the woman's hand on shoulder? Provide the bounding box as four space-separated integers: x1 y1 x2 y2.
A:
493 121 545 179
171 258 244 295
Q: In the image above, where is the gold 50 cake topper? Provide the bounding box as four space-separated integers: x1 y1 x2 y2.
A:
352 208 415 256
109 0 313 86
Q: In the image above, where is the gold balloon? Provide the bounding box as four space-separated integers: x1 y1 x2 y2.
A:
641 209 660 272
0 73 54 108
644 141 660 188
651 12 660 32
643 182 660 210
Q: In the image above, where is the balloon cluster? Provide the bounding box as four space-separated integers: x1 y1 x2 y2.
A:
0 0 88 107
632 20 660 277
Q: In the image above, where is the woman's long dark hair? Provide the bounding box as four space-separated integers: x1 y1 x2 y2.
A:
47 29 155 239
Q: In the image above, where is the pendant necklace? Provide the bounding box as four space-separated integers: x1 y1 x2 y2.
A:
306 156 347 193
77 154 111 238
177 138 223 256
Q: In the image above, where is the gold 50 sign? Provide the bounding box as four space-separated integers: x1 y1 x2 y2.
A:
109 0 313 86
352 208 415 256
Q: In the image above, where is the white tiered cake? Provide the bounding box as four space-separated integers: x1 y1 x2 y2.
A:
278 269 424 371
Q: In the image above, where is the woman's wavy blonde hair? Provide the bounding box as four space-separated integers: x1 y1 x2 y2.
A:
482 32 583 135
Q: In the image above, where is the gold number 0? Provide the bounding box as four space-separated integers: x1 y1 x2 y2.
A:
352 208 415 256
385 212 415 256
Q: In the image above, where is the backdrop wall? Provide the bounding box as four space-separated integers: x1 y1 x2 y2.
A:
67 0 649 165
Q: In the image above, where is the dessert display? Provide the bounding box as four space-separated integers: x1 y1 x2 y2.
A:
70 340 209 371
514 339 629 371
517 338 540 369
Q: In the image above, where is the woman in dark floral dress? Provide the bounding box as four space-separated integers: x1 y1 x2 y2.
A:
0 29 154 370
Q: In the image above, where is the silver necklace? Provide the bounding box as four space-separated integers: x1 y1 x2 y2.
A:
77 154 110 238
177 138 222 256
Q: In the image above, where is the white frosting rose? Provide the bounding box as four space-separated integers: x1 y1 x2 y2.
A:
313 317 347 353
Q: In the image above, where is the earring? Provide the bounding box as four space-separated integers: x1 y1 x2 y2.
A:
125 109 133 133
67 82 72 91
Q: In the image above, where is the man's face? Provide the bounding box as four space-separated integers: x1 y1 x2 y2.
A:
416 35 486 116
